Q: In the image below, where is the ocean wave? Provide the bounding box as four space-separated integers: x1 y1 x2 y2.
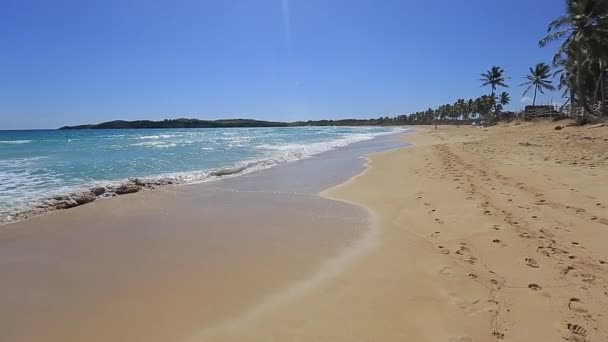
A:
137 134 180 140
132 141 179 148
137 127 406 185
0 140 32 144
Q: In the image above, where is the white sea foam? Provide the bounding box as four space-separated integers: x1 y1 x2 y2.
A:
138 127 406 185
132 141 179 148
137 134 179 140
0 140 32 144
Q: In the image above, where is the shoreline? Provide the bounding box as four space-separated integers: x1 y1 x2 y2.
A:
185 136 409 341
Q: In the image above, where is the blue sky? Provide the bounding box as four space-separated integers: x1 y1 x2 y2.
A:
1 0 565 129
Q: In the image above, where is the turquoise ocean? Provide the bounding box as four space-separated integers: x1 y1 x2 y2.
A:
0 126 404 223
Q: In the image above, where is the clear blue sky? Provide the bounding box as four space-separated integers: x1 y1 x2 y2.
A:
1 0 565 129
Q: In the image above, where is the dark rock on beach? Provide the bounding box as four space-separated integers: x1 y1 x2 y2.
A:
91 187 106 196
74 192 97 205
114 184 142 195
52 192 97 210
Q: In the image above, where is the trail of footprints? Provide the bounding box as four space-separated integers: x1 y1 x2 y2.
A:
420 137 608 341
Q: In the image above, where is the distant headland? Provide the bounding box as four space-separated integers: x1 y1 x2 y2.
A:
58 118 399 130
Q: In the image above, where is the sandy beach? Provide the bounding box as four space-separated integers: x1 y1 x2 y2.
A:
197 121 608 341
2 122 608 341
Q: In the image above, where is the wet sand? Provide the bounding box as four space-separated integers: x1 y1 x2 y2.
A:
0 134 405 342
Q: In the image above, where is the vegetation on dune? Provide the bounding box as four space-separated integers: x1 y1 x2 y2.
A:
539 0 608 116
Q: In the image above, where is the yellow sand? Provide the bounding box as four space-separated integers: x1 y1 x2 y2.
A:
197 121 608 341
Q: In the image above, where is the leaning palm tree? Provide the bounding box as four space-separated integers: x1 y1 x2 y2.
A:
520 63 556 106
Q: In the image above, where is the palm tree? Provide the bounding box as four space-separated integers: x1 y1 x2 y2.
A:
467 99 475 120
499 92 511 107
481 66 509 100
520 63 556 106
494 92 511 113
475 95 495 122
540 0 608 113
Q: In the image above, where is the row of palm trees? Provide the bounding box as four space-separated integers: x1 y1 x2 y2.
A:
394 93 511 125
397 61 555 125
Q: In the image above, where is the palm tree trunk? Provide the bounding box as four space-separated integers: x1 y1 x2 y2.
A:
575 49 591 117
533 85 538 106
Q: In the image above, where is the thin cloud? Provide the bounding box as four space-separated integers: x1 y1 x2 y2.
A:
521 96 533 105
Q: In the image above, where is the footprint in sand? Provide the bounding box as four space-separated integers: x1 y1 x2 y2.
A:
561 265 576 275
492 331 505 340
465 257 477 265
437 245 450 255
566 323 588 342
439 266 456 279
525 258 539 268
430 231 441 238
456 245 470 255
468 273 478 279
492 239 507 247
528 283 542 291
568 298 588 314
580 273 596 283
435 218 445 224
